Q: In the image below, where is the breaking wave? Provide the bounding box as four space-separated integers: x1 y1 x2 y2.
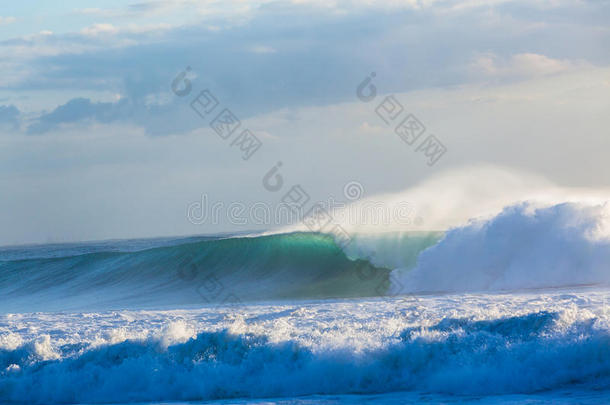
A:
393 202 610 293
3 201 610 312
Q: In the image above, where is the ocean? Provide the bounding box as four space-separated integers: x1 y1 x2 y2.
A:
1 202 610 404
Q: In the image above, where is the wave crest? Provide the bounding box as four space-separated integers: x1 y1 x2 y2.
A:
394 202 610 293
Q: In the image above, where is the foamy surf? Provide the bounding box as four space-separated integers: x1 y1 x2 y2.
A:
1 291 609 404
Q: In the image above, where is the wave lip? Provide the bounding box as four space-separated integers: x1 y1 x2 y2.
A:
1 310 609 403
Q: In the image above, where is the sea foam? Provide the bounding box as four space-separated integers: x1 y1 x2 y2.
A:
393 202 610 293
1 293 609 403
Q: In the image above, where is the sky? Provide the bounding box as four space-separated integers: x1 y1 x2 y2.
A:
0 0 609 245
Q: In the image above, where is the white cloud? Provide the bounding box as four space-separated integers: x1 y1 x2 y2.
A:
0 16 16 25
80 22 173 37
1 0 608 130
74 8 124 18
80 23 120 36
470 52 590 78
248 45 277 54
69 0 502 25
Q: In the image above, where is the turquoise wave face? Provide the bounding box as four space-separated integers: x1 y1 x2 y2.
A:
0 232 440 313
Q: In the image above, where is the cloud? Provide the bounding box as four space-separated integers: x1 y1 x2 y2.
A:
2 0 609 136
74 8 120 17
470 52 590 78
0 16 16 25
80 24 120 37
0 105 20 129
26 95 199 136
79 22 172 37
248 45 277 54
27 98 118 134
73 0 259 21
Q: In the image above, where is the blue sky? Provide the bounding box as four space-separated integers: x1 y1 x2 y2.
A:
1 0 609 244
